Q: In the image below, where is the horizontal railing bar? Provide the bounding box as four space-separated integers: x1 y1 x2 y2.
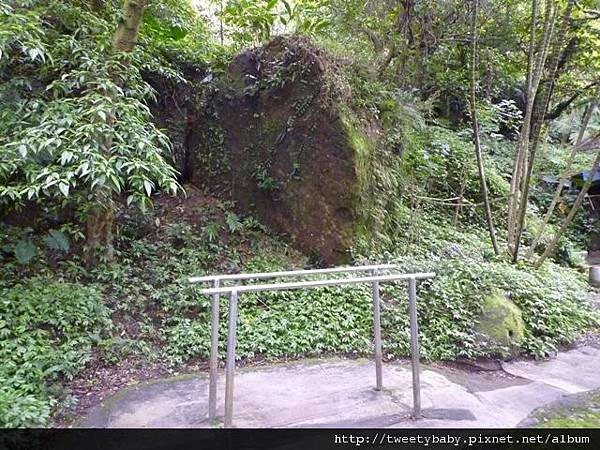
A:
189 263 399 284
200 272 436 295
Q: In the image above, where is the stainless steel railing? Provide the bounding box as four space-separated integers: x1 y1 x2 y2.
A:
190 264 435 427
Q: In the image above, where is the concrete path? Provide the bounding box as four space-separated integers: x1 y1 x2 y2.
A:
80 345 600 428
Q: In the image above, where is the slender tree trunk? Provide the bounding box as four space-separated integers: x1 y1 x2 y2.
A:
507 0 556 254
406 191 422 255
86 200 115 263
219 0 224 45
453 174 466 227
526 87 599 257
508 0 540 252
469 0 499 254
85 0 147 265
535 149 600 268
378 0 412 79
512 0 575 262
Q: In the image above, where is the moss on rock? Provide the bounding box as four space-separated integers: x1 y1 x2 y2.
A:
474 289 525 356
188 36 394 264
520 388 600 428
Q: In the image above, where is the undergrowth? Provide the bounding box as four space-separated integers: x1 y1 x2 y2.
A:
1 194 598 427
0 279 110 427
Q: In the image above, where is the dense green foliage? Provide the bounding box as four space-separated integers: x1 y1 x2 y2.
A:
1 0 600 429
0 1 191 216
219 0 330 47
0 279 110 427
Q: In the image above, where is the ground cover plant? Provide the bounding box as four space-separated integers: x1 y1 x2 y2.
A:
1 0 600 427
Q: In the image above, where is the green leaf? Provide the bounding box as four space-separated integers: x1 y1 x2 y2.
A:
59 182 69 197
143 180 153 196
202 222 221 242
44 230 70 252
225 212 244 233
59 151 73 165
14 240 37 264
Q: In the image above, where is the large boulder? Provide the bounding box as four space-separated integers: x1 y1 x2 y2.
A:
187 36 384 264
144 63 208 177
474 289 525 357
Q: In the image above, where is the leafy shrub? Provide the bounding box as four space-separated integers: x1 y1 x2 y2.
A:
161 258 599 366
0 279 110 427
0 387 52 428
425 258 597 359
0 224 76 271
160 219 599 365
0 1 181 216
376 230 599 360
97 198 599 367
163 284 374 365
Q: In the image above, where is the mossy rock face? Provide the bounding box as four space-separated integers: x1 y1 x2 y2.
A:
474 289 525 357
188 36 386 264
144 64 207 177
519 388 600 428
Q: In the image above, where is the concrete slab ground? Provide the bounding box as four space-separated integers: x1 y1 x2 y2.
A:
79 345 600 428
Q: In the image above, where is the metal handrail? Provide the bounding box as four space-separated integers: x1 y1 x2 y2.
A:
200 272 435 295
189 263 400 284
193 268 435 428
189 263 402 424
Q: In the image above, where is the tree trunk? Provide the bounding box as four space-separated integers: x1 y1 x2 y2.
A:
507 0 540 252
535 149 600 268
526 86 599 258
85 202 115 265
85 0 147 264
378 0 413 79
453 174 466 227
112 0 147 52
469 0 499 254
512 0 575 262
507 0 555 254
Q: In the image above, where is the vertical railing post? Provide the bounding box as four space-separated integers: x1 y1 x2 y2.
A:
224 290 239 428
408 277 422 419
208 278 220 422
371 269 383 391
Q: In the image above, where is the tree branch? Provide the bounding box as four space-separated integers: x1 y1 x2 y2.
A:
544 80 600 121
